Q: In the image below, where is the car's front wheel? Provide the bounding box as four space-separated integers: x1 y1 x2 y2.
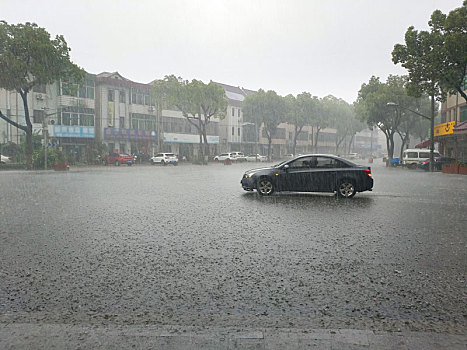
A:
337 180 356 198
257 177 274 196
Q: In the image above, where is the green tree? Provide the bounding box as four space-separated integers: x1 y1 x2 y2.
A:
443 1 467 101
321 95 361 154
308 98 327 153
0 21 84 169
284 92 319 155
152 75 227 164
356 76 406 159
394 96 436 160
243 89 286 160
392 3 466 170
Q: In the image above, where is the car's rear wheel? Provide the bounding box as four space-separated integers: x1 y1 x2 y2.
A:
257 177 274 196
115 160 120 166
161 161 166 166
337 180 356 198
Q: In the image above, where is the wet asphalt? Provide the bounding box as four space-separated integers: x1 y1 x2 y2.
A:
0 159 465 335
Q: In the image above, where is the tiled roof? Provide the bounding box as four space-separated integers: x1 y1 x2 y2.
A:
453 121 467 131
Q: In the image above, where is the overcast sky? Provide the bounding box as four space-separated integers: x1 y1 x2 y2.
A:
2 0 462 103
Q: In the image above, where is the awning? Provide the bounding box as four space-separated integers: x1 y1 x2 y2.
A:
415 139 431 148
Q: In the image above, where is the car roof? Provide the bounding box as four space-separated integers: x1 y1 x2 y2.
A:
287 153 355 163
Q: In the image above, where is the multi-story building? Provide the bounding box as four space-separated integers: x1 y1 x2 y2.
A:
2 74 384 163
439 82 467 162
0 74 97 163
97 72 222 160
215 82 350 158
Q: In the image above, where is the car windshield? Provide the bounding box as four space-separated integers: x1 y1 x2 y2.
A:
1 1 465 348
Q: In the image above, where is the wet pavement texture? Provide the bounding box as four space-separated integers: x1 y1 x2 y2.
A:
0 160 466 339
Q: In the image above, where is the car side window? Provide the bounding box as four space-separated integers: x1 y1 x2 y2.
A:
314 157 348 168
289 156 316 168
314 157 333 168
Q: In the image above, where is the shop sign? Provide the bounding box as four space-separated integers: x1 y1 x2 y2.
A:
104 127 158 140
49 125 95 138
434 121 455 137
163 133 219 144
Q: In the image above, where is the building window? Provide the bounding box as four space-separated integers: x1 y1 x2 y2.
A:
232 108 235 116
130 113 156 130
232 127 235 136
461 106 467 123
33 109 45 124
238 128 240 136
120 116 125 128
61 78 94 99
59 110 95 127
108 89 114 102
238 109 241 117
130 87 151 105
70 113 79 126
119 91 125 103
80 114 94 126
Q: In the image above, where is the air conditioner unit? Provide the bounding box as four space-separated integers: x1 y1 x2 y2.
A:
36 94 44 100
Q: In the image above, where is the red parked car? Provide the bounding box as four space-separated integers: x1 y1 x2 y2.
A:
103 152 134 166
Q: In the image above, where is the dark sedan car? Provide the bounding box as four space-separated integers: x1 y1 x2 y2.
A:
417 156 456 171
241 154 373 198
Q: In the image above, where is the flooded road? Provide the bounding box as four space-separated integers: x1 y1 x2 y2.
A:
0 160 465 333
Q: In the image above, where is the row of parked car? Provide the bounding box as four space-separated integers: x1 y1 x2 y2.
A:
213 152 268 162
102 152 179 166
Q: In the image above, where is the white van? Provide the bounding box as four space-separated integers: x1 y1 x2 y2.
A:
402 148 440 168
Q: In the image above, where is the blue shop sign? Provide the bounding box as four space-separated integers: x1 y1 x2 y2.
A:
104 128 158 140
49 126 95 138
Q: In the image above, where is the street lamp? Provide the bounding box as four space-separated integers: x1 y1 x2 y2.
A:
386 102 435 172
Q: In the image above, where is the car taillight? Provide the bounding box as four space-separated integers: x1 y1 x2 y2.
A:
363 169 372 177
422 161 428 165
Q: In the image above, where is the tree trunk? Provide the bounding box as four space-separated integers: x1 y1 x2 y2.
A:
267 135 273 161
201 123 209 165
314 128 321 153
348 134 355 154
20 92 33 170
197 117 204 162
429 95 435 172
399 133 409 161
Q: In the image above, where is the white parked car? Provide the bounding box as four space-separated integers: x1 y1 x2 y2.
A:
214 153 234 162
347 153 360 159
151 153 178 165
230 152 247 162
246 154 267 162
1 155 11 164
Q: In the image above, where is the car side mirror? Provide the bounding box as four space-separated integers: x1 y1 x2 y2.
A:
283 164 289 171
